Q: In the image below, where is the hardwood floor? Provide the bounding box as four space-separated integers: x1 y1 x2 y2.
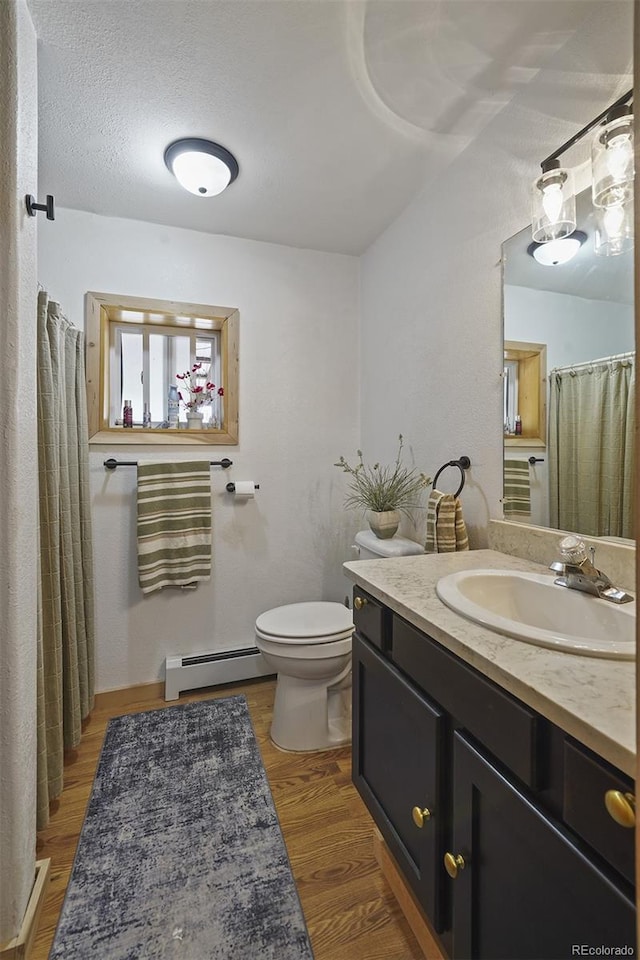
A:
32 678 422 960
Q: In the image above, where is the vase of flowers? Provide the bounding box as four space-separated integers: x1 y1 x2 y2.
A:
176 364 224 428
334 435 430 539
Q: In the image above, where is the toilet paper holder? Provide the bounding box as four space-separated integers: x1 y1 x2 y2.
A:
226 482 260 493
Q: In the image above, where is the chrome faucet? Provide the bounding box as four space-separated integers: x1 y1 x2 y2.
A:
550 537 633 604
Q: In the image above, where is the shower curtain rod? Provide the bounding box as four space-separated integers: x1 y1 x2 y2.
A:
551 350 635 374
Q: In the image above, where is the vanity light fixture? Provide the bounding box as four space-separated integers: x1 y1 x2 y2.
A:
527 231 587 267
532 89 633 257
531 161 576 243
164 138 239 197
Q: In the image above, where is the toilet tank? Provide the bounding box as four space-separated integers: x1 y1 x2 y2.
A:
354 529 425 561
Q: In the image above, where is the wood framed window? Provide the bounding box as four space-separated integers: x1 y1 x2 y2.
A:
86 292 239 445
504 340 546 447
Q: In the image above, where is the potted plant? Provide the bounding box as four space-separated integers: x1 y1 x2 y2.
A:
176 364 224 428
334 435 430 539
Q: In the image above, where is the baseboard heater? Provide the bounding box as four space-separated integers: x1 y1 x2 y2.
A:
164 647 273 701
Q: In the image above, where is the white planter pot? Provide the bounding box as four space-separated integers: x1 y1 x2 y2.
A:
186 410 204 429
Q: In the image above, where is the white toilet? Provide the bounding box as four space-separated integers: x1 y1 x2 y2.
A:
255 530 424 752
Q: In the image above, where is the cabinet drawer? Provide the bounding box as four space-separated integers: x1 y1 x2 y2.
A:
564 739 635 885
392 615 544 788
352 588 388 651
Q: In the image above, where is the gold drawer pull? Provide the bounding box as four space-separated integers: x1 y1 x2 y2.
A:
605 790 636 828
412 806 432 828
354 596 367 610
444 852 466 879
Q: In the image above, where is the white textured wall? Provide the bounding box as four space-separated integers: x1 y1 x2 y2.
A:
0 0 38 944
38 209 360 692
359 3 633 548
505 285 634 371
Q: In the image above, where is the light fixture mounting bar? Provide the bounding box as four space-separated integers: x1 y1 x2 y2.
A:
540 88 633 173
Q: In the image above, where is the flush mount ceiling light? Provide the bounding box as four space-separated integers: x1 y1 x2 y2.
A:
527 231 587 266
531 89 634 257
164 138 239 197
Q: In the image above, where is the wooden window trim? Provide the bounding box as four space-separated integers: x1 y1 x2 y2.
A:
86 292 239 445
504 340 546 447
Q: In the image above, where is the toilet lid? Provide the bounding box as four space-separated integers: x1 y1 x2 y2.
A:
256 601 353 642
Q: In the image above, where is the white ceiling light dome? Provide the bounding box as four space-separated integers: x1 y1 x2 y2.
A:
527 231 586 266
164 138 239 197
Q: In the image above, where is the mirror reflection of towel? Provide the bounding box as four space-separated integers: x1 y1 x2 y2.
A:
426 489 469 553
503 459 531 519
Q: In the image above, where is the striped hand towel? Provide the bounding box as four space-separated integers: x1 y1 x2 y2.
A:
503 459 531 519
137 461 212 595
426 490 470 553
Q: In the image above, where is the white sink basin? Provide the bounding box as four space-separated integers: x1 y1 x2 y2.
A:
436 569 635 659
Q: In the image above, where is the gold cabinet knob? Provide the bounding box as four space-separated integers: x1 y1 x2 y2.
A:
354 596 367 610
412 806 432 828
444 852 466 879
605 790 636 828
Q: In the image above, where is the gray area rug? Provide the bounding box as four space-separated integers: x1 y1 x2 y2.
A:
50 695 314 959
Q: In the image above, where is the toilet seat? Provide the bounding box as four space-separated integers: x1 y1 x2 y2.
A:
255 601 353 645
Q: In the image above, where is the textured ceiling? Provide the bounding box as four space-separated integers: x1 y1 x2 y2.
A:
29 0 633 254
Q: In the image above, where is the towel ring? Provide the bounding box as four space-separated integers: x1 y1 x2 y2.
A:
432 456 471 498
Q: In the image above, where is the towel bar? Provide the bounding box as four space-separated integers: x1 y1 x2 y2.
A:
432 456 471 498
104 457 233 470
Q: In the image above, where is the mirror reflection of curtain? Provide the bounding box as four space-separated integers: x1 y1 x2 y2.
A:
36 291 95 830
548 357 634 538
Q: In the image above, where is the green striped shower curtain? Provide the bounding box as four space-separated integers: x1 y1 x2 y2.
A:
36 291 95 830
548 358 634 538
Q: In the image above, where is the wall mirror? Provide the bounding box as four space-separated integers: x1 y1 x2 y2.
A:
86 292 239 445
502 187 634 539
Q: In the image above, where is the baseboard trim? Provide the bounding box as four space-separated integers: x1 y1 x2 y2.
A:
0 859 51 960
94 681 165 710
373 828 447 960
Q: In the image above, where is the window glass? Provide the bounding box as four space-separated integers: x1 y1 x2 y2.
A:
120 331 143 425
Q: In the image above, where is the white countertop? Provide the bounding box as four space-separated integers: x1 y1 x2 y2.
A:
344 549 636 778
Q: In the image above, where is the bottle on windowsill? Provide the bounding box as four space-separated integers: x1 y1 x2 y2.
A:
168 385 179 429
515 415 522 436
123 400 133 428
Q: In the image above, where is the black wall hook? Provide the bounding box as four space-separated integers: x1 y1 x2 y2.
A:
25 194 55 221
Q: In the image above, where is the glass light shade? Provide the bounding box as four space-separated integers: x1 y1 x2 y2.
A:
594 199 634 257
171 152 232 197
531 166 576 242
592 114 634 208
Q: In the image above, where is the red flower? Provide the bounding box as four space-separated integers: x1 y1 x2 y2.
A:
192 363 202 371
217 387 224 396
176 373 185 380
178 391 183 401
206 382 215 390
193 385 203 393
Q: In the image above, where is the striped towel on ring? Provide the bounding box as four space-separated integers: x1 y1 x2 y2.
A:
137 460 212 595
425 489 469 553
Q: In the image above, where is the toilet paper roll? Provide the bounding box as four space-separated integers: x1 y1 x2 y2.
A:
233 481 255 499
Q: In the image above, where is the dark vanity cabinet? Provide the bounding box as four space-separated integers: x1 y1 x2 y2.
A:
351 587 637 960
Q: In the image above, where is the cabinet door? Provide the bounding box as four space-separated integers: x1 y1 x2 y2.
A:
450 732 636 960
352 633 446 930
